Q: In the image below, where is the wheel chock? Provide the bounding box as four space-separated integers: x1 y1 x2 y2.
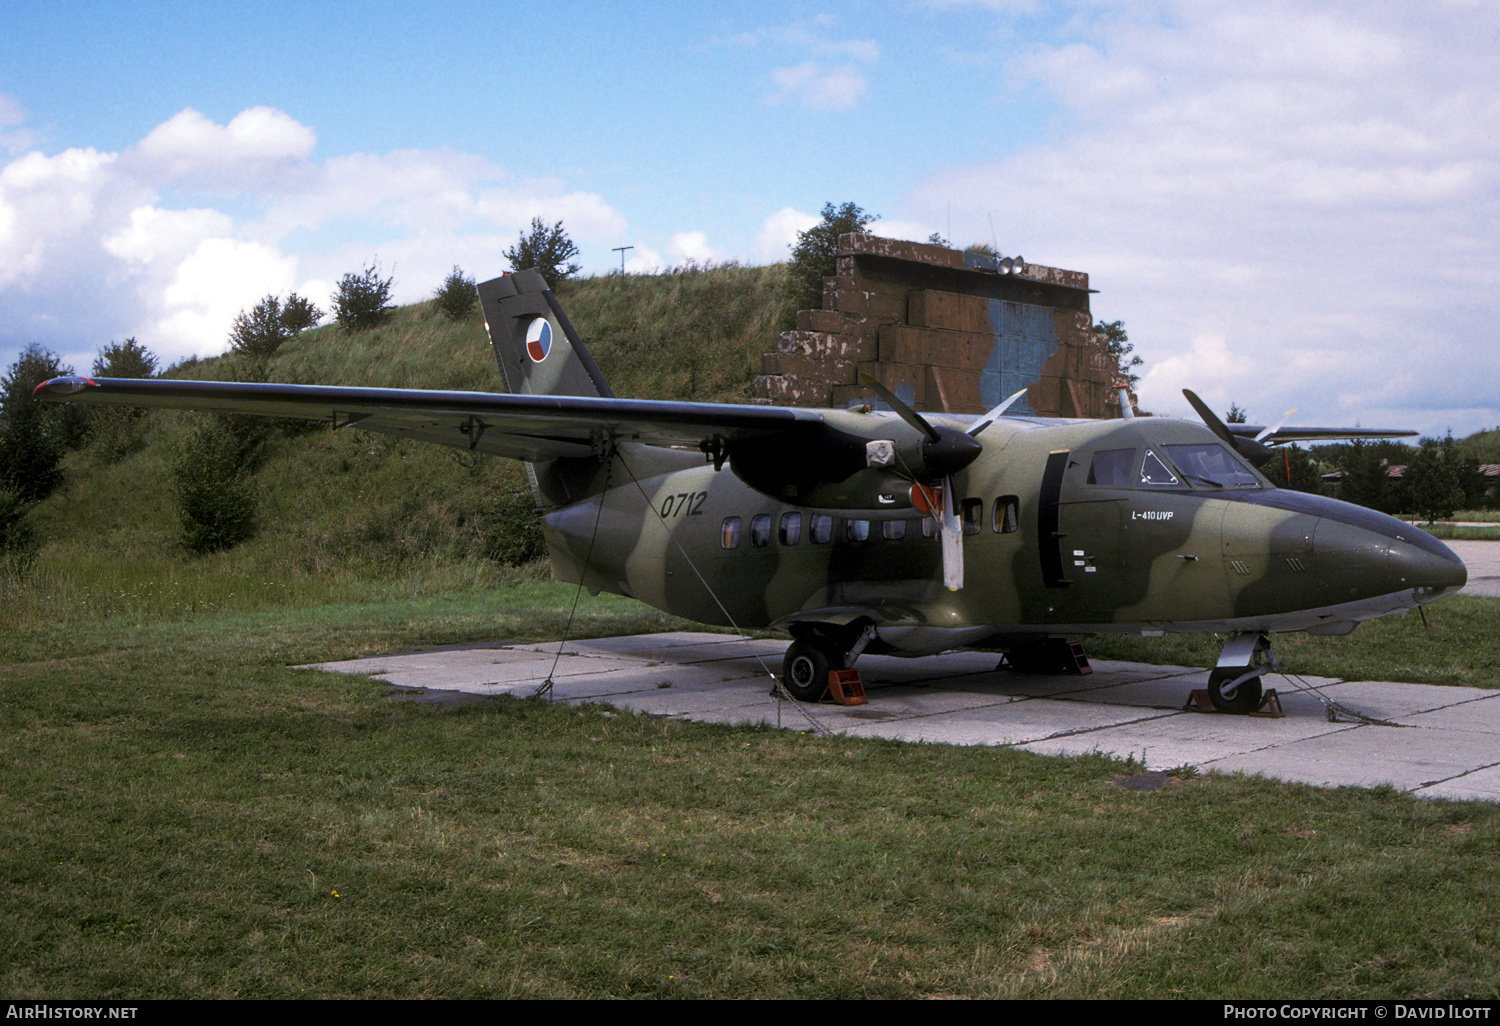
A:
1183 689 1216 712
1249 689 1284 718
1068 642 1092 675
1183 688 1285 717
826 669 867 705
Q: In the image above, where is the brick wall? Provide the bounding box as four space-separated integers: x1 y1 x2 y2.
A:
754 233 1135 418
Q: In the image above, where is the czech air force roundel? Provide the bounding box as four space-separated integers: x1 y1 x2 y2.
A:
525 318 553 363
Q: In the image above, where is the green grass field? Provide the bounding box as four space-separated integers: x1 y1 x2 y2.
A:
3 580 1499 999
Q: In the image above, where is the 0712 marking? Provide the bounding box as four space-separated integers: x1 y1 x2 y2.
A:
659 491 708 518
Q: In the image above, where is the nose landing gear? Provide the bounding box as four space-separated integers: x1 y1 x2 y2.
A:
1207 632 1275 714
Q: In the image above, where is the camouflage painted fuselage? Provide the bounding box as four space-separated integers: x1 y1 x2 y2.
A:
540 413 1467 657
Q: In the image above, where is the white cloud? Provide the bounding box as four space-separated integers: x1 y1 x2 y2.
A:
748 206 820 264
0 106 630 370
127 106 317 192
768 62 869 111
623 246 665 275
155 238 298 356
730 14 880 111
665 230 718 265
0 94 40 154
904 0 1500 437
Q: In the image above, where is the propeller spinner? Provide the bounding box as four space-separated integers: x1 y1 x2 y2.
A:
860 378 1026 590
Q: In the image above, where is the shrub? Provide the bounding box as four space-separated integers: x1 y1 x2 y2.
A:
333 262 395 332
0 486 38 580
783 202 878 327
434 265 477 320
280 293 324 333
483 492 546 566
229 295 294 358
172 415 267 554
505 218 580 289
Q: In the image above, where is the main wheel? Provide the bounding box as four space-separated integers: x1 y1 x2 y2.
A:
1207 667 1264 714
781 638 843 702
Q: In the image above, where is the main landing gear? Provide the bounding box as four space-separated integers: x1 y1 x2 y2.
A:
1207 632 1275 714
779 624 875 702
781 637 843 702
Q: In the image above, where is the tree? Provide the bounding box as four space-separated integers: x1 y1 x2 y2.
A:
93 337 158 379
0 344 76 501
1334 438 1398 513
505 219 580 289
433 265 478 320
1225 402 1247 424
784 202 879 323
1093 320 1143 389
1265 443 1325 494
90 338 159 461
1403 437 1465 523
280 293 324 333
333 262 395 332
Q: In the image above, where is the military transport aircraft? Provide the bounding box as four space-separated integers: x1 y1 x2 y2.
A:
35 268 1467 712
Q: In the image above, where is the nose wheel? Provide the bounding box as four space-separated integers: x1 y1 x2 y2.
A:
1208 632 1274 714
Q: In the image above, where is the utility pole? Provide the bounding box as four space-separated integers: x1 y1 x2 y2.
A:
612 246 634 274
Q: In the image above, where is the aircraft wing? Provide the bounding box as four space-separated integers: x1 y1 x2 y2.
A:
32 375 829 462
1229 425 1417 444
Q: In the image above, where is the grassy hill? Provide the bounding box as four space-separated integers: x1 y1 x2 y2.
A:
6 263 788 631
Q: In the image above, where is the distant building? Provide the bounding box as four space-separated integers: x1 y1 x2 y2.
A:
756 232 1135 418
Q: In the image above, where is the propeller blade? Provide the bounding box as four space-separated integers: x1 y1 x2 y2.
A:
1183 388 1276 467
860 374 939 443
861 373 983 479
941 474 964 591
1182 389 1236 446
1254 409 1298 444
967 388 1029 438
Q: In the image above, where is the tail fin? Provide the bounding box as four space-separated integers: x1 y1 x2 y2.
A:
477 270 613 399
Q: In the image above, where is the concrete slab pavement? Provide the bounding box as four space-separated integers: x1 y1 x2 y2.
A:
306 630 1500 803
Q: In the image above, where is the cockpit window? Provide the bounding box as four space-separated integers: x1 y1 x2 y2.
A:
1164 443 1261 489
1140 449 1180 486
1088 448 1134 486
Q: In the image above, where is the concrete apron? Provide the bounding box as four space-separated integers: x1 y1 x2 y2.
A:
305 630 1500 803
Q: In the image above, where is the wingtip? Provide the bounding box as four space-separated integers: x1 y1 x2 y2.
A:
33 376 97 399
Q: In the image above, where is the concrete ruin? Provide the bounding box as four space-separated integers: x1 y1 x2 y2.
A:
755 233 1135 418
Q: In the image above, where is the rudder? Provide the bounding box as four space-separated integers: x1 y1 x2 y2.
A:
477 269 613 399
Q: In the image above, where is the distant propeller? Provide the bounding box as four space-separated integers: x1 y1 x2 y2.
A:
1182 389 1275 467
1253 408 1298 445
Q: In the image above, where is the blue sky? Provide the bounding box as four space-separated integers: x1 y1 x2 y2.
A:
4 1 1498 439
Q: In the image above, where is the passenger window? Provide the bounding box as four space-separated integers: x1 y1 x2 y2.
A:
920 516 936 539
810 514 834 544
1140 449 1181 486
721 517 741 549
992 496 1019 533
882 519 907 541
779 511 802 545
961 498 983 536
1089 448 1134 486
750 514 772 547
845 519 871 543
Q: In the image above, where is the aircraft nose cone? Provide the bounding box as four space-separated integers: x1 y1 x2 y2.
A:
1392 532 1467 605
